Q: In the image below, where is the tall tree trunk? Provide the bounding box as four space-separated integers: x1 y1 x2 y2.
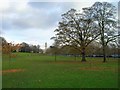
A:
101 19 107 62
81 47 86 62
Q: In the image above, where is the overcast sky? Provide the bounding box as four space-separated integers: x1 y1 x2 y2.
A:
0 0 119 49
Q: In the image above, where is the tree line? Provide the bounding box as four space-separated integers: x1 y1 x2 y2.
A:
1 37 43 54
46 40 119 57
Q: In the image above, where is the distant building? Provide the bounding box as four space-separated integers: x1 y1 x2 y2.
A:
43 42 47 53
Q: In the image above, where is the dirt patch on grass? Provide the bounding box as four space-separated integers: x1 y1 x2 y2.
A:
2 69 25 75
51 61 82 64
80 66 118 72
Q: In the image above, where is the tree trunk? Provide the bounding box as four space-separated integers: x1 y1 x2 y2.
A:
55 52 56 62
103 45 106 62
101 19 107 62
74 55 77 61
81 47 86 62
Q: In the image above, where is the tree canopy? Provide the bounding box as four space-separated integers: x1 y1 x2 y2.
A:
51 2 119 62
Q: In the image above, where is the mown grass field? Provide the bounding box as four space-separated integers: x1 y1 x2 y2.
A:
2 53 118 88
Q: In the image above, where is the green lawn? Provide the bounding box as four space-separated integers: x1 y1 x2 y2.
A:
2 53 118 88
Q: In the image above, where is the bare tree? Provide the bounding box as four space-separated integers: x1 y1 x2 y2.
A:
51 9 100 62
89 2 119 62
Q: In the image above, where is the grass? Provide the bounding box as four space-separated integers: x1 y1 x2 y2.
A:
2 52 118 88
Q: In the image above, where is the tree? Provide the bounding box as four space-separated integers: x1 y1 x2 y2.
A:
1 37 13 54
51 8 100 62
89 2 119 62
20 42 31 52
86 41 102 56
14 44 22 52
61 45 80 60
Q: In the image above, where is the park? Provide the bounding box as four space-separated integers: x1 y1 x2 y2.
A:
1 1 120 89
2 53 118 88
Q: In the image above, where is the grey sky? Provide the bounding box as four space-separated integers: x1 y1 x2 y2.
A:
0 0 119 49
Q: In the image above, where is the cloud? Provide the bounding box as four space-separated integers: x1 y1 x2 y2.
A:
2 3 52 30
2 1 118 30
1 0 118 48
2 2 77 30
